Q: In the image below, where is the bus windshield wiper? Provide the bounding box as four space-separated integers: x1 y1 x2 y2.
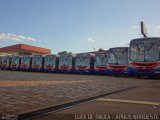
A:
147 43 154 51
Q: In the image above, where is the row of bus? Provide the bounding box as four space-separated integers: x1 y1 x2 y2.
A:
0 37 160 78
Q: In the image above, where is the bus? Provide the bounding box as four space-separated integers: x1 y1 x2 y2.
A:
59 52 75 73
108 47 129 76
129 37 160 78
31 55 44 71
0 56 2 69
10 55 21 70
44 54 59 72
75 53 95 73
1 55 11 70
94 51 109 74
20 55 32 71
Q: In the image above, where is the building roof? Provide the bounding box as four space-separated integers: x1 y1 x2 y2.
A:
0 44 51 55
76 49 108 55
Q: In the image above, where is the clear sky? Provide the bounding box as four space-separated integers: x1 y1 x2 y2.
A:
0 0 160 54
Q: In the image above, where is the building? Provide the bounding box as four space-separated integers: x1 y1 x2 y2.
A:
0 44 51 55
75 49 108 54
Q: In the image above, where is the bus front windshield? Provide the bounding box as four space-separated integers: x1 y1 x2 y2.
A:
33 56 42 65
130 43 160 62
45 55 56 66
12 56 19 64
59 55 72 66
108 49 128 65
2 56 9 64
95 54 108 66
22 56 30 65
76 55 90 66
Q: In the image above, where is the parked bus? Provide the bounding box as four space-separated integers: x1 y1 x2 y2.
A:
94 51 109 74
129 37 160 78
20 55 32 71
31 55 44 71
108 47 129 76
44 54 59 72
10 55 21 70
75 53 95 73
0 56 2 69
59 52 75 73
1 55 11 70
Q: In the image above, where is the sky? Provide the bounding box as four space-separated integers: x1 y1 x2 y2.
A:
0 0 160 54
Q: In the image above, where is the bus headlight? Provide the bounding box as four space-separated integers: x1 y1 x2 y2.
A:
154 64 160 69
123 66 129 70
128 63 135 68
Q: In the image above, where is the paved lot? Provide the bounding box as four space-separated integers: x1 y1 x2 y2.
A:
37 87 160 120
57 87 160 114
0 71 160 116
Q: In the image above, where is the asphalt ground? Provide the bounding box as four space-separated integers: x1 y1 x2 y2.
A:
0 71 159 120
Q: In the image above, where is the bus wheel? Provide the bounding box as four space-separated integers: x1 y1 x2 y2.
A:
148 75 154 79
114 74 119 77
129 74 134 77
136 74 141 78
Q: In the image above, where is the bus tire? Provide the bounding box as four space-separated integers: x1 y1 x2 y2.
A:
114 74 119 77
136 74 141 78
148 75 154 79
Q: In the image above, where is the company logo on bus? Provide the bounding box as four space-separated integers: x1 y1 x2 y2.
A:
95 66 107 71
60 66 70 70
